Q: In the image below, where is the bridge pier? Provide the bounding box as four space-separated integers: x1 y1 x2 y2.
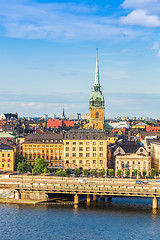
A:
14 190 21 199
100 195 105 201
86 194 91 205
152 197 158 209
108 196 112 202
74 194 79 205
93 194 97 202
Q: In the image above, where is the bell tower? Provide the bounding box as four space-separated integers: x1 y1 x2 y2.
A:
89 50 105 130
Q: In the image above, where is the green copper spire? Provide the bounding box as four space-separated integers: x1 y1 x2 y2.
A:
89 50 105 109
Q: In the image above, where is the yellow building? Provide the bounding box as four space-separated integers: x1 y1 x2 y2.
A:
151 141 160 173
132 122 148 129
0 144 15 172
89 51 105 130
63 130 107 174
22 134 63 169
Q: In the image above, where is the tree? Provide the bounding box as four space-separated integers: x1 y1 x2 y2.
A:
151 168 156 177
33 158 47 173
108 169 114 177
15 155 27 170
91 169 97 177
17 161 29 173
74 168 80 176
117 169 122 176
66 168 72 176
125 170 130 177
100 169 105 177
158 169 160 175
43 167 50 174
134 169 138 177
142 170 147 176
83 169 89 176
56 168 66 177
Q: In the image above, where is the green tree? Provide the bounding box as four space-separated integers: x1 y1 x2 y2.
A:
151 168 156 177
117 169 122 176
56 168 66 177
134 169 138 177
125 170 130 177
15 155 27 170
33 158 47 173
91 169 97 177
17 161 29 173
43 167 50 174
100 169 105 177
108 169 114 177
158 169 160 175
83 169 89 176
74 168 80 176
142 170 147 176
66 168 72 176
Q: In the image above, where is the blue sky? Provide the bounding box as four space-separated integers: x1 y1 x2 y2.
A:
1 0 160 118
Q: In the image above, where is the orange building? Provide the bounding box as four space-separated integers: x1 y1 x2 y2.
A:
0 144 15 172
89 51 105 130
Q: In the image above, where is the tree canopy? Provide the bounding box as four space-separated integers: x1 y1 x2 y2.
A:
33 158 47 173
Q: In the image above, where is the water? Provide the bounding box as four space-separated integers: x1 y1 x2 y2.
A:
1 197 160 240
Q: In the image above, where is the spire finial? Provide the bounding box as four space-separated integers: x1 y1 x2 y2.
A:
94 48 100 88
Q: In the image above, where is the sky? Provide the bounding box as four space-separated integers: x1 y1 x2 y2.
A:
1 0 160 118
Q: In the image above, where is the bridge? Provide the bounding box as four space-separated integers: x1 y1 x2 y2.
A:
13 179 160 209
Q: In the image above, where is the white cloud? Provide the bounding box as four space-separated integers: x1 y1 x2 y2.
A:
119 9 160 27
151 41 159 50
122 0 158 9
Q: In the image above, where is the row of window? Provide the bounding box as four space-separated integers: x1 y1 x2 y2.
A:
65 147 104 151
27 155 62 160
24 145 63 147
66 160 104 164
66 142 104 145
29 162 62 167
1 164 11 168
0 153 11 157
117 161 149 165
66 153 104 157
25 149 62 153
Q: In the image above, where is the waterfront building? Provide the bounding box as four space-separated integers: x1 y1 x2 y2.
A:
22 134 64 170
0 144 15 172
63 129 107 174
114 142 151 176
89 51 105 130
151 140 160 173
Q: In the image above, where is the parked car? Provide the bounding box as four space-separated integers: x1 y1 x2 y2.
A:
78 179 87 183
135 180 147 184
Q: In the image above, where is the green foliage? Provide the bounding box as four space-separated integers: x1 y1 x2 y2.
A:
15 155 27 170
74 168 80 176
134 169 138 176
43 167 50 174
56 168 66 177
83 169 89 176
108 169 114 176
117 169 122 176
17 161 29 173
158 169 160 175
142 170 147 176
125 170 130 177
91 169 97 176
33 158 47 173
100 169 105 177
66 168 72 176
151 168 156 177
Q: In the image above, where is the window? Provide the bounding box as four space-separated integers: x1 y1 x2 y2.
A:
93 160 96 164
138 161 140 164
86 142 90 145
93 147 96 151
55 150 57 153
38 150 40 153
140 148 143 152
34 156 36 159
100 147 103 151
79 147 83 151
93 153 96 157
59 163 61 166
55 156 57 160
86 153 90 157
73 142 76 145
47 156 48 160
100 160 103 164
86 160 89 164
59 150 62 153
100 142 103 145
99 153 103 157
72 147 76 151
72 153 76 157
79 160 83 164
73 160 76 164
2 154 4 157
8 154 10 157
66 142 69 145
59 156 61 160
132 161 135 164
55 163 57 166
79 153 83 157
66 153 69 157
66 160 69 164
29 150 31 153
66 147 69 151
29 156 32 159
46 150 49 153
79 142 83 145
86 147 90 151
51 163 53 166
95 112 99 118
34 150 36 153
2 164 4 167
93 142 96 145
42 150 44 153
51 156 53 160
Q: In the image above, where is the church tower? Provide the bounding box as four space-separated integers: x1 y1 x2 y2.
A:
89 50 105 129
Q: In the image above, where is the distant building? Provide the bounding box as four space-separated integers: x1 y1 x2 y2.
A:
82 113 89 120
0 113 18 121
47 119 74 129
151 140 160 173
109 121 131 129
42 114 48 120
51 114 56 119
77 113 81 120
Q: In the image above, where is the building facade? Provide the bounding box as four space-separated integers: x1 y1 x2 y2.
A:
22 134 64 169
63 130 107 174
151 141 160 172
89 51 105 130
0 144 15 172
